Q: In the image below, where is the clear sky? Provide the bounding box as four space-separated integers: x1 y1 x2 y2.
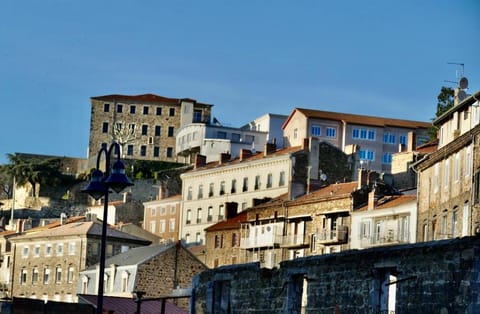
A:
1 1 479 164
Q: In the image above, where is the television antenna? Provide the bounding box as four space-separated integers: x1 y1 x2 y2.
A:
447 62 465 78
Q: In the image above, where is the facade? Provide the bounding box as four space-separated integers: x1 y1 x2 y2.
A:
414 90 480 242
350 193 417 249
87 194 144 226
240 113 288 149
143 194 182 242
88 94 213 166
78 242 207 310
282 108 430 175
180 140 317 246
9 216 150 303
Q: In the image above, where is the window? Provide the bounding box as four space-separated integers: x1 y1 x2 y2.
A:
193 109 202 122
433 163 439 193
22 246 29 258
196 232 201 243
104 103 110 112
217 131 227 139
45 245 52 256
155 125 161 136
168 126 174 137
462 201 470 236
55 266 62 283
214 235 221 248
121 271 129 293
359 149 375 161
57 244 63 256
130 105 136 114
352 129 360 139
129 123 136 133
399 134 407 145
161 207 166 215
353 128 375 140
454 153 460 182
231 133 241 142
254 175 261 190
441 213 448 238
197 208 202 223
156 107 162 115
231 179 237 193
117 104 123 113
245 135 255 143
368 130 376 140
218 205 224 220
69 242 76 255
232 233 238 247
140 145 147 156
279 171 286 186
383 133 396 144
67 266 74 283
209 183 214 197
243 177 248 191
150 221 156 233
44 268 51 284
153 146 160 157
293 128 298 139
267 173 273 188
207 207 213 222
156 220 164 233
170 206 176 214
141 124 148 135
311 125 321 136
198 185 204 199
452 208 459 237
20 269 27 285
127 145 134 156
143 106 149 115
444 159 450 189
169 219 175 232
382 153 392 164
32 268 39 284
187 187 192 200
186 209 192 224
326 127 336 138
466 146 472 177
169 108 175 116
102 122 109 133
220 181 225 195
34 245 40 257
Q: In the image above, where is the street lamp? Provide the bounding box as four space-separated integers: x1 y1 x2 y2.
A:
82 142 133 314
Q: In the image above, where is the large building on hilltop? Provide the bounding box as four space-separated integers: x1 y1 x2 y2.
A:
88 94 213 166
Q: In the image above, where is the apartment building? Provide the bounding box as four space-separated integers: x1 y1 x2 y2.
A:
413 90 480 241
180 140 318 246
9 216 150 303
282 108 430 175
88 94 212 166
143 194 182 243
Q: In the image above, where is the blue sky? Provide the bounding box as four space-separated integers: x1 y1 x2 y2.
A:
1 1 479 164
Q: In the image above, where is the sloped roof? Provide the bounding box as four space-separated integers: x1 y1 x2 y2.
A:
356 194 417 212
91 93 212 107
78 294 187 314
190 146 304 172
293 182 358 203
11 220 149 243
283 108 431 130
86 243 175 270
205 211 248 232
416 140 438 154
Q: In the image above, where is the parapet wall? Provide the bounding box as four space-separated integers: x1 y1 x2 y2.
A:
193 236 480 313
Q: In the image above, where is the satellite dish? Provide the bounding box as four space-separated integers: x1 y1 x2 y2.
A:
458 90 467 101
459 77 469 89
320 173 327 181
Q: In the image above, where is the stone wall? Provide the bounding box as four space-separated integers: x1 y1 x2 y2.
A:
193 236 480 313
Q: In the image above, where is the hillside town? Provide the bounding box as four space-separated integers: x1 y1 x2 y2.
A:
0 81 479 313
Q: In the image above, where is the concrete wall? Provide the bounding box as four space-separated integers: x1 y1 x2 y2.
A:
192 236 480 313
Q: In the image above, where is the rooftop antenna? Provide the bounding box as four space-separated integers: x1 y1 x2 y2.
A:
447 62 465 79
447 62 469 103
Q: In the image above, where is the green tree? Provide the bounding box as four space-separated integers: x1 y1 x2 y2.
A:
427 86 455 141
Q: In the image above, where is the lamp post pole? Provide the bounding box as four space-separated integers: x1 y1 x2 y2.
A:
82 142 133 314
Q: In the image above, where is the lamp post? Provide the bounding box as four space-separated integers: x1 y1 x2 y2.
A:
82 142 133 314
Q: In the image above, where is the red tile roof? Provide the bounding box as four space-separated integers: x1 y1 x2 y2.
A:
283 108 431 130
205 211 248 232
91 93 212 107
293 182 358 202
416 140 438 153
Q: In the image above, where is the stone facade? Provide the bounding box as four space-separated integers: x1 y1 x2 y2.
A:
88 94 212 166
192 236 480 313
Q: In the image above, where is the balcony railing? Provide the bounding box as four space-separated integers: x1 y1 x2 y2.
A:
316 225 348 244
280 234 307 247
360 229 409 248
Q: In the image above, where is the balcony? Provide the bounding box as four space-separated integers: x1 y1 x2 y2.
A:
316 225 348 244
280 234 308 248
240 223 283 249
360 229 409 248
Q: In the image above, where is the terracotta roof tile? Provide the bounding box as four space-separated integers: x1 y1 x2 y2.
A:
283 108 431 129
293 182 358 202
205 211 248 232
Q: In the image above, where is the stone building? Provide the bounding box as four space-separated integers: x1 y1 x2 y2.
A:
9 216 150 302
87 193 144 226
192 236 480 313
179 139 317 246
413 90 480 242
88 94 213 166
282 108 430 176
78 242 207 310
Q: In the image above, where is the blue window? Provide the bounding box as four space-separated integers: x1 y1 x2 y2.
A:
399 135 407 145
382 153 392 164
311 125 321 136
326 127 336 138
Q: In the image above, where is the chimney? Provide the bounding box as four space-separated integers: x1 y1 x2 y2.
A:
194 154 207 169
158 183 169 200
357 168 368 189
407 131 416 152
368 188 378 210
240 149 252 161
60 213 67 225
263 143 277 157
219 153 231 165
123 191 132 203
302 138 310 150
